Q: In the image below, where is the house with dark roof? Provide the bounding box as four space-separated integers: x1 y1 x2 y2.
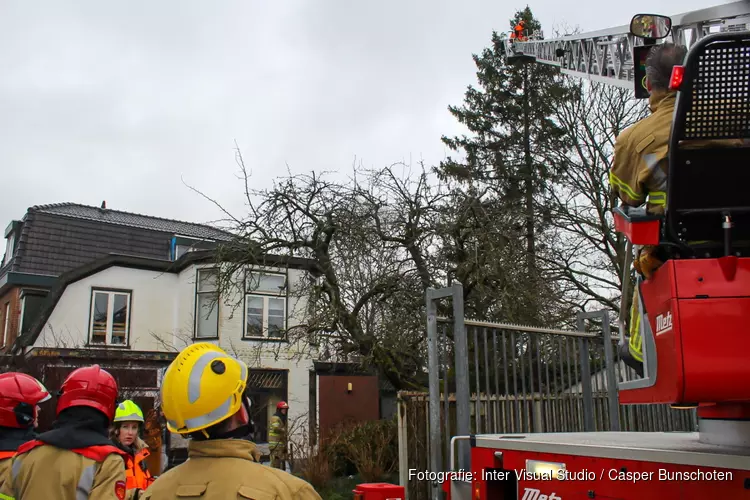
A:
0 201 328 468
1 202 235 351
0 201 390 469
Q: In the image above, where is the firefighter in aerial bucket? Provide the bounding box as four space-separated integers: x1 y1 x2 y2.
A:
514 20 527 42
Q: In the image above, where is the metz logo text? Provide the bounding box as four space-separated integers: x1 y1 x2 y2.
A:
655 311 673 334
521 488 561 500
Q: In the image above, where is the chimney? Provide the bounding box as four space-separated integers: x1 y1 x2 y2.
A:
101 200 107 209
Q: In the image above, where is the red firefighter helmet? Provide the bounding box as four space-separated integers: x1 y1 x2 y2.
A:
277 401 289 410
0 372 51 428
56 365 119 421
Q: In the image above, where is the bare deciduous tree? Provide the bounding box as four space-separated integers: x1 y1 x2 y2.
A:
192 149 450 390
541 80 648 314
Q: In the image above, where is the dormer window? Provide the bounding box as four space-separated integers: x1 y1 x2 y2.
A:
2 235 14 267
174 242 194 260
3 221 20 267
169 235 216 261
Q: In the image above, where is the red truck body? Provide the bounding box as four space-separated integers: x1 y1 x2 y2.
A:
439 251 750 499
464 432 750 499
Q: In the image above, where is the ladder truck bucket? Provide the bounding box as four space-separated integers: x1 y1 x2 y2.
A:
506 45 537 65
502 39 537 65
615 30 750 430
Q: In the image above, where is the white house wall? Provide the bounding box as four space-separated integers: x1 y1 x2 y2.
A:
35 262 316 440
34 266 179 351
171 264 315 434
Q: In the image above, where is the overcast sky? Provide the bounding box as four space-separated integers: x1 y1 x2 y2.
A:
0 0 731 230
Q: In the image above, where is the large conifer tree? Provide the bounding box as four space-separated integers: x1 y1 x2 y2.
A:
439 7 576 320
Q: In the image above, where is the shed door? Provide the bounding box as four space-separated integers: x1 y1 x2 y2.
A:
318 374 379 440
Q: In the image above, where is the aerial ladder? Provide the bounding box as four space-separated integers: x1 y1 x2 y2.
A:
436 2 750 499
503 1 750 93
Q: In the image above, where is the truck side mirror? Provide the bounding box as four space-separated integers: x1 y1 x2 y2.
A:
630 14 672 39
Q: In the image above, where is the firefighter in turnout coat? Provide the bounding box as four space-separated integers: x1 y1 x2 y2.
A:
610 43 688 375
140 343 320 500
610 43 747 374
269 401 289 470
0 365 136 500
0 373 51 492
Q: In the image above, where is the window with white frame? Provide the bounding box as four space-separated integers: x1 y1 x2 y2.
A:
195 268 219 338
244 271 287 338
89 290 131 345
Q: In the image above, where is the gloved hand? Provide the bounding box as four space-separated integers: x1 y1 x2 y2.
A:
634 245 663 280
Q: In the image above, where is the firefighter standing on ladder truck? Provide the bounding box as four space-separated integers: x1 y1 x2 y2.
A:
609 42 688 376
0 373 51 492
610 43 748 374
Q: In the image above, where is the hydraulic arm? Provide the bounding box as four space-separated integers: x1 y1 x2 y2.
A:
503 1 750 89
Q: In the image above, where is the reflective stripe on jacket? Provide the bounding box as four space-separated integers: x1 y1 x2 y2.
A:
125 448 154 490
610 90 747 215
0 440 128 500
629 288 644 362
610 91 675 215
268 416 285 445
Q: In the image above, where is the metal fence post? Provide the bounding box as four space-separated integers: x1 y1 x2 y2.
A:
425 289 442 500
397 394 409 496
576 312 595 432
600 311 621 431
452 283 471 470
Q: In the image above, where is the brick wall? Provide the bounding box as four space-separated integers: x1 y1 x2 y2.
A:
0 287 20 351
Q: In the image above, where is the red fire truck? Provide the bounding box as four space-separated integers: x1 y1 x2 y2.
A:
441 4 750 500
